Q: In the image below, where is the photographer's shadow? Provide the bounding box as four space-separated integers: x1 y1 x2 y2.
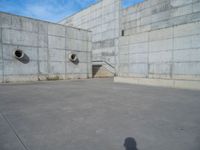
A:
124 137 138 150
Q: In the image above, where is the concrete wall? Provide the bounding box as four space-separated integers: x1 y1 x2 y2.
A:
2 0 198 88
60 0 120 72
59 0 200 89
116 0 200 89
0 12 92 83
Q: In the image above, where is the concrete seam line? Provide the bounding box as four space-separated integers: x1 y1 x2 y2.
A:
64 27 66 80
0 28 4 83
0 113 31 150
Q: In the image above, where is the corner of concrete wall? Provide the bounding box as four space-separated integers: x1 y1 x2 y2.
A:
0 23 3 83
60 0 121 75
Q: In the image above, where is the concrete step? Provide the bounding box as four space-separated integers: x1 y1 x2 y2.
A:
92 65 114 78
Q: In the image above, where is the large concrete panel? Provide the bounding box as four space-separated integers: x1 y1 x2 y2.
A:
48 36 65 49
129 63 148 75
149 39 173 52
38 34 48 48
11 16 39 32
129 32 149 44
38 48 48 61
0 13 11 28
149 51 172 63
174 49 200 62
173 62 200 75
173 35 200 50
149 63 171 75
4 60 38 75
39 61 48 74
119 54 128 63
174 22 200 37
171 4 193 17
49 62 65 74
193 1 200 13
48 24 65 37
38 22 48 34
49 49 65 62
66 63 88 74
149 27 173 41
129 42 148 53
2 29 38 46
129 53 148 63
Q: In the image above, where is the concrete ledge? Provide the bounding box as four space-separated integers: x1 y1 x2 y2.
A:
114 77 200 90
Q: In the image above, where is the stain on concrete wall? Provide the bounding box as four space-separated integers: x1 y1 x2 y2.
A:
0 12 92 83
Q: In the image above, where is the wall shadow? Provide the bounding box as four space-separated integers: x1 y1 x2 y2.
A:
92 65 102 77
18 53 30 64
124 137 138 150
72 58 79 65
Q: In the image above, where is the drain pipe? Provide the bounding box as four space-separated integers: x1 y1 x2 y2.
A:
13 49 25 60
68 53 78 62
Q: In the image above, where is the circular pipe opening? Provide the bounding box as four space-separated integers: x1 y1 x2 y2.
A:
69 53 78 62
13 50 24 59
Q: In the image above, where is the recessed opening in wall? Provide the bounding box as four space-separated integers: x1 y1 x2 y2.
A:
121 30 125 36
122 0 145 8
71 54 76 60
13 49 24 59
68 53 78 63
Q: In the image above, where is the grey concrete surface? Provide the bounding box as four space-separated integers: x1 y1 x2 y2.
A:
119 0 200 86
60 0 120 69
60 0 200 89
0 12 92 83
0 78 200 150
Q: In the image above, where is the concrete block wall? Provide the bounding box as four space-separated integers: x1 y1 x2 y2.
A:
60 0 120 71
59 0 200 89
117 0 200 89
0 12 92 83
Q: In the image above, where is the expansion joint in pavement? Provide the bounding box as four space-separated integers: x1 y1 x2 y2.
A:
0 112 31 150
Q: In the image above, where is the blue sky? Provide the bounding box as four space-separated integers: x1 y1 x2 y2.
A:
0 0 144 22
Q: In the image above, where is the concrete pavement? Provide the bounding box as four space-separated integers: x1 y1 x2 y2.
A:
0 79 200 150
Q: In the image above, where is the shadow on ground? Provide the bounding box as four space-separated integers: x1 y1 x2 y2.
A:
124 137 138 150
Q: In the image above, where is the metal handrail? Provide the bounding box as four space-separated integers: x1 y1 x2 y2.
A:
92 60 115 69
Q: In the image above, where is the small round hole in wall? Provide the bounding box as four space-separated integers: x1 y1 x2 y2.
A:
13 49 24 59
69 53 78 62
71 54 76 60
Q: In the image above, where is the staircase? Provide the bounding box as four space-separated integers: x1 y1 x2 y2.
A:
92 60 116 78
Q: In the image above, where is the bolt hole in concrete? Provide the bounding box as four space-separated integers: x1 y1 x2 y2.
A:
13 49 30 64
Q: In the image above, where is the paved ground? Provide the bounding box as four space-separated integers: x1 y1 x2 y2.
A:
0 79 200 150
